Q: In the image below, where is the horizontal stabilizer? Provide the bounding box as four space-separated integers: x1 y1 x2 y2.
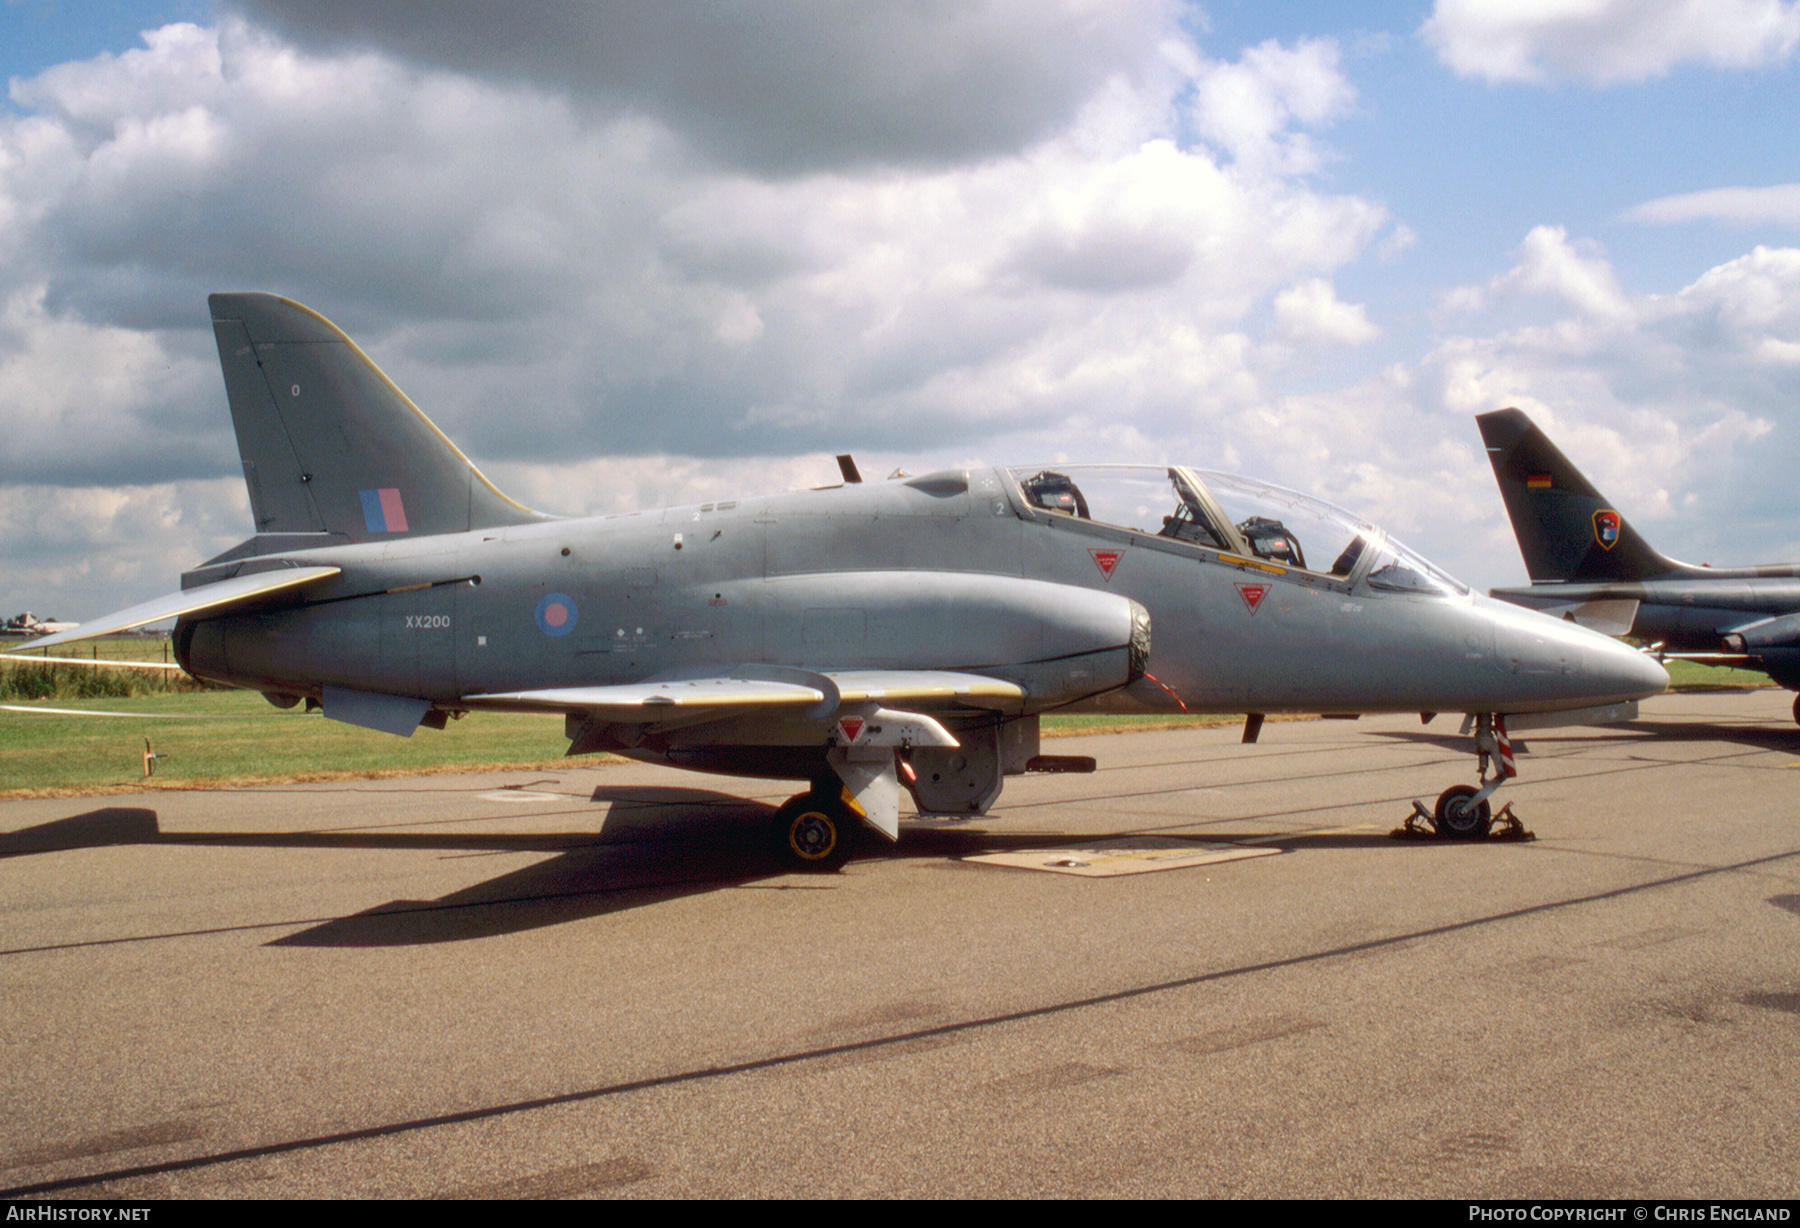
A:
5 567 341 653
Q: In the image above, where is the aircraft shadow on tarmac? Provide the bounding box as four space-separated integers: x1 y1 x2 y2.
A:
0 789 797 946
0 787 1417 947
1 789 1327 947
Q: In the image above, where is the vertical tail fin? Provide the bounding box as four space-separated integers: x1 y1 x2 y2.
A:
209 293 545 542
1476 408 1681 583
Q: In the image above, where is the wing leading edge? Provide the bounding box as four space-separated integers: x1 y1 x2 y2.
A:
464 669 1025 722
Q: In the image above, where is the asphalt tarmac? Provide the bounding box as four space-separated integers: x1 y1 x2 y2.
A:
2 690 1797 1199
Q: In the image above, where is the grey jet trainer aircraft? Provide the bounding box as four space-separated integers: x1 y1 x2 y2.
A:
16 295 1667 863
1479 407 1800 725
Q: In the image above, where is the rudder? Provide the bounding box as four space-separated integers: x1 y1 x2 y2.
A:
209 293 545 542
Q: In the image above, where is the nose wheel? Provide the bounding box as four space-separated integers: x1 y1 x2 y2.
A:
1398 714 1533 841
1432 784 1491 838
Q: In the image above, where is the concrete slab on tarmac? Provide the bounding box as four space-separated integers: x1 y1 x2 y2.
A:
2 690 1797 1198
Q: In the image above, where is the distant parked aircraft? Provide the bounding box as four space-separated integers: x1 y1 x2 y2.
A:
1480 406 1800 723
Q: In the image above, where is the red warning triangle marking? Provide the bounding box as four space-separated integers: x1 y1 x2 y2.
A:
1235 583 1270 614
1089 548 1123 581
837 716 865 743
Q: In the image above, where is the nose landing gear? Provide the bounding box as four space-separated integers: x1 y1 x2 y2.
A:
1432 783 1492 838
1399 714 1534 841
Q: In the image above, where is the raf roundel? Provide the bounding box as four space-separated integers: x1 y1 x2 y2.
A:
535 593 578 637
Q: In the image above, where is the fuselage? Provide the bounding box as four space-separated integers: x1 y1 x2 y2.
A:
178 466 1667 720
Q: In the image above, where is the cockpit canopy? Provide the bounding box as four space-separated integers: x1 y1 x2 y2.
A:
1009 465 1467 598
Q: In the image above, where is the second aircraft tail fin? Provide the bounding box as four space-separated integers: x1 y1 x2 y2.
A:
209 293 547 543
1476 407 1681 583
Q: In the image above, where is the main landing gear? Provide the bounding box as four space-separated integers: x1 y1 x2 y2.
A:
770 786 862 872
1399 713 1533 842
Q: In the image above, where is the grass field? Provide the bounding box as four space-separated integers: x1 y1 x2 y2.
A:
0 690 580 797
0 686 1250 799
1662 659 1776 689
0 651 1774 798
0 635 206 701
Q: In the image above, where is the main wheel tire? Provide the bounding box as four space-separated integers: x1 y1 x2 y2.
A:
1791 692 1800 727
1434 784 1492 839
771 792 857 872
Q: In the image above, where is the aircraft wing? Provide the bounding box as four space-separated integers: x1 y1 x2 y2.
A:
464 669 1025 722
1 566 342 654
466 669 1021 842
830 670 1025 707
464 677 834 720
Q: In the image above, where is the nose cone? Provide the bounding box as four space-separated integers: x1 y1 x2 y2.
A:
1480 595 1667 711
1596 630 1671 700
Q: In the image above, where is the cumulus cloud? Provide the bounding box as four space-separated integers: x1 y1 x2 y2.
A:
1421 0 1800 84
1237 239 1800 589
10 10 1798 616
0 479 250 623
0 287 228 485
0 19 1384 473
1626 183 1800 227
1437 227 1630 321
1397 236 1800 579
228 0 1176 173
0 13 1392 616
1272 278 1379 346
1492 226 1631 319
1190 38 1356 175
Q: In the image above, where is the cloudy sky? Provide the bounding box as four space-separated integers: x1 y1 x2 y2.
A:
4 0 1799 621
